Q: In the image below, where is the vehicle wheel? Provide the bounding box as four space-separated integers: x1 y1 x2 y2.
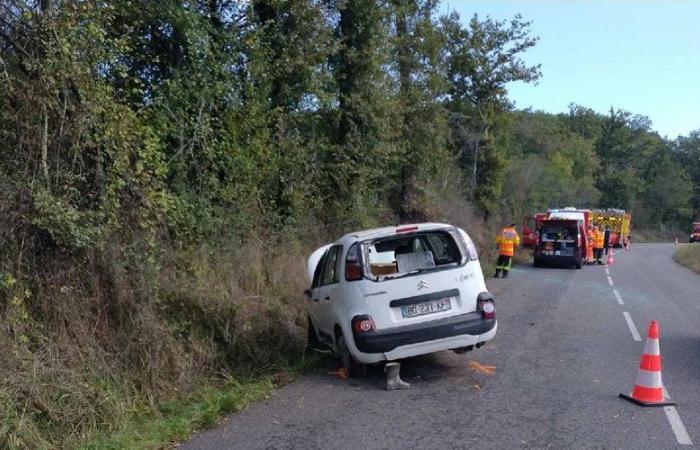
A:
533 257 541 268
306 317 322 352
336 331 367 378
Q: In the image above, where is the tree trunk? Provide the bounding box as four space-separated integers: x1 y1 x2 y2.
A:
41 104 49 185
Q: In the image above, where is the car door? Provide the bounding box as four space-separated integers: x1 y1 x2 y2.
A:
315 245 343 339
308 249 328 340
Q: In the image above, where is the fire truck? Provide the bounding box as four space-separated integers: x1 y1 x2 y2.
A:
590 209 631 247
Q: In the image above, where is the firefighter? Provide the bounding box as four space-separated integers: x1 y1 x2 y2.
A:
603 226 612 255
495 223 520 278
586 224 594 265
592 224 605 265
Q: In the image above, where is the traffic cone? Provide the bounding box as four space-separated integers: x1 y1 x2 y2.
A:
620 321 675 407
606 247 614 266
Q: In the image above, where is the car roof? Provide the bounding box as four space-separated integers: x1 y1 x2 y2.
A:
337 222 454 244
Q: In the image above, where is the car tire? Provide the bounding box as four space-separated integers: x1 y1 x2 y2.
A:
336 331 367 378
306 317 322 352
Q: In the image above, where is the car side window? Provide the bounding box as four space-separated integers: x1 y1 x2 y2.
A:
321 245 342 286
311 252 326 289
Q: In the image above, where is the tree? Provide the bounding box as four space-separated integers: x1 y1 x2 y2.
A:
674 130 700 218
389 0 448 220
442 12 541 215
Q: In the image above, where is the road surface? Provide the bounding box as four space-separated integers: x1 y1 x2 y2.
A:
183 244 699 449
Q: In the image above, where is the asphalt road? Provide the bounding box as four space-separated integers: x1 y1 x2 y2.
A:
182 244 699 449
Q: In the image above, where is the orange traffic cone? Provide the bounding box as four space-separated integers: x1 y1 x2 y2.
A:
620 321 675 407
606 248 614 266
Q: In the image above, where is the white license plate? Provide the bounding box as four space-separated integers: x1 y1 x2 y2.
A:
401 298 452 318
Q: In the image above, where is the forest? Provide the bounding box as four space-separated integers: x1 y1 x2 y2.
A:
1 1 699 447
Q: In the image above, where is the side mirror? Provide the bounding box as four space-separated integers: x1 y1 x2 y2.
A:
304 289 312 299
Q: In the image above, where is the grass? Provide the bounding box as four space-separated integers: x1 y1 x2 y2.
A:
673 243 700 275
75 351 328 450
75 377 275 450
633 228 684 244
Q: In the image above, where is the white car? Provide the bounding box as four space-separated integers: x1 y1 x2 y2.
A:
305 223 497 377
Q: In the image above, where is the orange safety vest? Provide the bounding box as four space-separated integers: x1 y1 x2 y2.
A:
586 229 594 260
592 229 605 249
496 227 520 257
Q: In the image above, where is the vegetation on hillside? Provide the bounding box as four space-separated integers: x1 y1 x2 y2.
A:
1 1 699 447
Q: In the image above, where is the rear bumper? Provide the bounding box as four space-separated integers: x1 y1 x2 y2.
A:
352 311 496 358
535 254 580 266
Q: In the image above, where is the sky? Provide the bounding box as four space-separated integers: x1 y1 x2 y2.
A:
443 0 700 138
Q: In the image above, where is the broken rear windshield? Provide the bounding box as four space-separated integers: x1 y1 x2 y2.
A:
363 230 463 280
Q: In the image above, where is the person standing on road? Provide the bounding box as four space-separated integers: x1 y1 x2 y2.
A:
592 225 605 265
603 226 612 255
495 224 520 278
586 224 594 265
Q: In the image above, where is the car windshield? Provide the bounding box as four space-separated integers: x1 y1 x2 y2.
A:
363 230 463 280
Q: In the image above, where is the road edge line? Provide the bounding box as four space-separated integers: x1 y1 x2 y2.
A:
622 311 642 341
662 386 693 445
612 289 624 306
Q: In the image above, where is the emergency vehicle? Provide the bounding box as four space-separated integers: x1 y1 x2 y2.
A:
533 219 586 269
522 216 539 247
524 208 593 248
590 209 631 247
689 222 700 243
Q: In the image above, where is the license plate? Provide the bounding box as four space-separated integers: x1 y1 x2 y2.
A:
401 298 452 318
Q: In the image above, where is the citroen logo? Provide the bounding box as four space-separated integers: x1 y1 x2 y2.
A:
417 280 429 290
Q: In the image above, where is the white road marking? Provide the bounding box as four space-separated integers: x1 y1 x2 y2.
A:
609 246 691 446
612 289 624 305
605 267 610 275
662 387 693 445
622 311 642 341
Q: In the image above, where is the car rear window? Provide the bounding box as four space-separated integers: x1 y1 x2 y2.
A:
363 230 463 280
540 225 577 242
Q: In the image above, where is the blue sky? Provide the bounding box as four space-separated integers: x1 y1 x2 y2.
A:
443 0 700 138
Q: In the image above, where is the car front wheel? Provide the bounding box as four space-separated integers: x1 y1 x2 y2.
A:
336 331 367 378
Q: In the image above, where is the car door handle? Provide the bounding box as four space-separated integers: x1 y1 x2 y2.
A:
324 296 331 301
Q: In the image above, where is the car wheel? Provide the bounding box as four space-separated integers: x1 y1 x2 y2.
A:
336 331 367 378
306 317 322 352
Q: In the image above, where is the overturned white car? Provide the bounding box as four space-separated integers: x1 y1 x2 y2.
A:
305 223 497 376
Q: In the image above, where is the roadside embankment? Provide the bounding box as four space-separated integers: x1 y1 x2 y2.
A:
673 243 700 275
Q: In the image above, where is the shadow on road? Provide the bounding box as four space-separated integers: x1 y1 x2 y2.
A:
312 351 487 391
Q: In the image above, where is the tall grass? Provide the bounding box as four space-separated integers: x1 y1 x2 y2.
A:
673 244 700 275
0 192 495 449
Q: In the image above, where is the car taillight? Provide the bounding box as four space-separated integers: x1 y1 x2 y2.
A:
477 298 496 320
345 243 363 281
346 263 362 281
352 315 376 333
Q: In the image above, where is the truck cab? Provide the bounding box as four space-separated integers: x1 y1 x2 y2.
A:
690 222 700 242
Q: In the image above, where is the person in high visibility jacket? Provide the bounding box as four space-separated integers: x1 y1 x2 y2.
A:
591 225 605 265
495 224 520 278
586 225 594 265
